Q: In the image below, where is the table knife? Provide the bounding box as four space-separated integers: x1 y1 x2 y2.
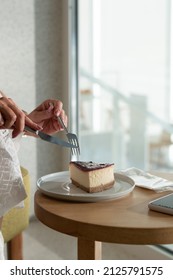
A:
24 126 77 148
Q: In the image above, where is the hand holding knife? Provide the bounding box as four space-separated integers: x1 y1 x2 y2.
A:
24 126 78 148
0 93 77 149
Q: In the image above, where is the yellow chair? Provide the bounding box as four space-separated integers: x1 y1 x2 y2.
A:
1 167 30 260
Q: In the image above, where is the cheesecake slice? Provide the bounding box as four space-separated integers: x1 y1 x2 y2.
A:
69 161 115 193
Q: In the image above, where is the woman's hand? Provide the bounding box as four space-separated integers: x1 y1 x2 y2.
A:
27 99 68 135
0 91 41 138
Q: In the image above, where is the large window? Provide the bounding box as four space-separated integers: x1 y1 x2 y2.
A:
78 0 173 172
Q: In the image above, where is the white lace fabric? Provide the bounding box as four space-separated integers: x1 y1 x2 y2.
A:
0 130 26 217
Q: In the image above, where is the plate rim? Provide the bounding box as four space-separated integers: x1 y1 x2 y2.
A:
37 171 135 202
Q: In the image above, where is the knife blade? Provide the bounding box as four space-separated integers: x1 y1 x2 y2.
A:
24 126 77 148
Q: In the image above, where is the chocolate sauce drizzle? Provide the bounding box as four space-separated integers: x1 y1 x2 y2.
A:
70 161 114 171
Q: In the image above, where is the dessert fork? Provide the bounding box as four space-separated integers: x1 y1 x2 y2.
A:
57 116 80 155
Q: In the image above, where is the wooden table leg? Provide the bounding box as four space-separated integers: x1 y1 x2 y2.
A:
78 237 102 260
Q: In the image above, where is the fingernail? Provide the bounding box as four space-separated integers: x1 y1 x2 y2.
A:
37 125 43 130
46 103 54 113
55 110 61 117
0 114 4 125
48 102 54 112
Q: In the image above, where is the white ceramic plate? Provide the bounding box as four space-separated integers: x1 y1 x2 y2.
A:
37 171 135 202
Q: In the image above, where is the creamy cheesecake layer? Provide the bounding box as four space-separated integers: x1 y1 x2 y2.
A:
69 161 115 193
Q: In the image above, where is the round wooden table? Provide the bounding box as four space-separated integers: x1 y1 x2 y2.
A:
34 180 173 260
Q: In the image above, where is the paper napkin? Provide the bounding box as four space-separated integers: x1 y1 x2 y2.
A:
119 167 173 192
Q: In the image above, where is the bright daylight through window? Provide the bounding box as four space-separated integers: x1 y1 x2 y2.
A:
78 0 173 173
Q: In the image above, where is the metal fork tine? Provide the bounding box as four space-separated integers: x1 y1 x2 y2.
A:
69 137 79 155
71 139 79 155
57 116 80 155
72 139 79 155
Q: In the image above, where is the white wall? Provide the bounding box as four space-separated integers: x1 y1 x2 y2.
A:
0 0 68 215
